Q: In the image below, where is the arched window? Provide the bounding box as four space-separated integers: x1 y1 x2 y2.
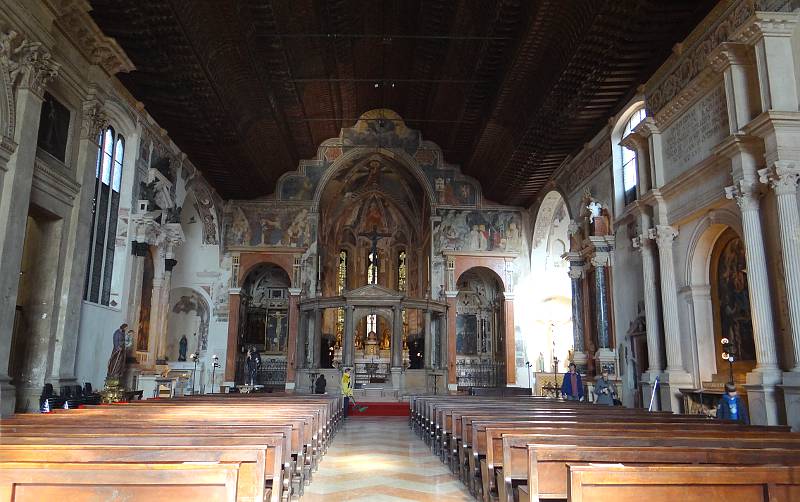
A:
84 127 125 305
336 250 347 344
619 107 646 205
397 250 407 292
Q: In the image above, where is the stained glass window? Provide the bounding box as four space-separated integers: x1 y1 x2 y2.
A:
398 250 407 292
336 250 347 342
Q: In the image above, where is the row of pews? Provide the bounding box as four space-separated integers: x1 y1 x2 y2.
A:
410 395 800 502
0 393 342 501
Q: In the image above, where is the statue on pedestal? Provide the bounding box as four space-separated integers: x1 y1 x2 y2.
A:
178 335 188 361
102 323 128 403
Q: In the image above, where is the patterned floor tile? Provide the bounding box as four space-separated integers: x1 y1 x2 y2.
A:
303 417 472 501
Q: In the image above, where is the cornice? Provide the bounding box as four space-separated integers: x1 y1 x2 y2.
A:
51 0 135 75
33 156 80 206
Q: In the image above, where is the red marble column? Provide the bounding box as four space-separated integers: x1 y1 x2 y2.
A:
285 292 300 391
504 297 516 385
224 291 241 382
447 295 457 387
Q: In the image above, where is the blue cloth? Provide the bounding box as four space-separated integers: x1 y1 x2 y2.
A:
560 371 584 399
717 395 750 425
343 397 350 418
112 329 125 350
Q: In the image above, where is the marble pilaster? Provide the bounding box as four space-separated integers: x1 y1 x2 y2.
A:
423 309 432 369
0 76 52 415
725 178 781 424
567 262 587 373
313 307 323 368
589 241 616 376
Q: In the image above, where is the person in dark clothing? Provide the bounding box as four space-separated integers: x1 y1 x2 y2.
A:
314 374 327 394
717 383 750 424
560 362 584 401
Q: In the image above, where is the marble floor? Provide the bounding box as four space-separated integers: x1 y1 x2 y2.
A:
301 417 472 501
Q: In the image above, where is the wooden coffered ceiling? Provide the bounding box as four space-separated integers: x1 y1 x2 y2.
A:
90 0 716 204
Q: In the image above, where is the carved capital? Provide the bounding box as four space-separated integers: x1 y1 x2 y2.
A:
758 161 800 196
620 130 647 154
568 267 584 280
725 181 761 212
708 42 754 73
631 234 652 252
81 102 109 140
648 225 678 249
16 41 59 97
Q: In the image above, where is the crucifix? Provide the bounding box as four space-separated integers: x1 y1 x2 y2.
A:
267 310 288 352
359 225 392 284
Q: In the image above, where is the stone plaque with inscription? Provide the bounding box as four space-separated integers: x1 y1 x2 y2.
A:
661 84 729 183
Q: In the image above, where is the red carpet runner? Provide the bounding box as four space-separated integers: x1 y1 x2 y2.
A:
348 401 410 417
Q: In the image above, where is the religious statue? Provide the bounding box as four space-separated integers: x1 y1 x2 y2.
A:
178 335 188 361
380 328 391 350
106 323 128 380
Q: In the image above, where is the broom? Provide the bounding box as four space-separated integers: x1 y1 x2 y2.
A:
350 395 368 413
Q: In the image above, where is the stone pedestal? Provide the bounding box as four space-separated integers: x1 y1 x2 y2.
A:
745 368 782 425
640 371 663 411
659 369 694 413
594 348 617 375
781 372 800 432
390 367 402 390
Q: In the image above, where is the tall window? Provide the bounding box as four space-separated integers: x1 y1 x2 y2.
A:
620 107 646 205
367 314 377 335
84 127 124 305
397 250 407 292
336 250 347 345
367 251 378 285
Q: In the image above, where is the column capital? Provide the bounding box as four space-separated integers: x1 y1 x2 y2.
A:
725 180 762 212
631 234 652 252
81 102 109 140
708 41 755 73
758 161 800 196
647 225 678 248
16 42 60 97
590 253 611 268
732 11 798 45
619 130 647 153
568 266 584 280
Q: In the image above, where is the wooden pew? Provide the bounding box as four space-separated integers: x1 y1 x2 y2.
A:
0 462 241 501
518 443 800 502
566 464 800 502
0 444 277 502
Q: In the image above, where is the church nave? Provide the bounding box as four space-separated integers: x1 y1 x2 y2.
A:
301 418 471 502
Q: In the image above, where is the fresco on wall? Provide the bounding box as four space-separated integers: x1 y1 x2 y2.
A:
341 109 421 155
172 291 210 351
279 164 326 201
436 209 523 253
716 236 756 362
226 205 314 248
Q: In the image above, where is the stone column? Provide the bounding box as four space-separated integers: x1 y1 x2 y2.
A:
423 309 432 369
632 231 664 374
759 163 800 371
725 179 781 424
390 305 404 390
709 42 758 134
648 224 692 411
155 259 177 363
567 262 587 373
285 289 301 391
589 241 616 375
445 292 458 392
0 53 57 416
312 307 323 368
503 294 516 385
296 309 307 370
224 289 241 382
49 102 109 389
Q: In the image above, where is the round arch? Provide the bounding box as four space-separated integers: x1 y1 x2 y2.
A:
684 208 744 384
311 146 436 214
0 60 16 150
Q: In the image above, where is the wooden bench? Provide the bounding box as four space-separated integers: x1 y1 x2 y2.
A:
567 464 800 502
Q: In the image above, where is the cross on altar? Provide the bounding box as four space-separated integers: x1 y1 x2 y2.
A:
359 225 392 284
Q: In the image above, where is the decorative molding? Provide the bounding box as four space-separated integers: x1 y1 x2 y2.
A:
53 0 135 75
81 101 109 140
646 0 759 115
32 156 79 206
559 139 612 194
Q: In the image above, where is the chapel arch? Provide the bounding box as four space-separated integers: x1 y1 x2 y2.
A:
686 213 752 384
236 262 291 385
166 287 211 362
526 190 574 374
455 266 506 387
